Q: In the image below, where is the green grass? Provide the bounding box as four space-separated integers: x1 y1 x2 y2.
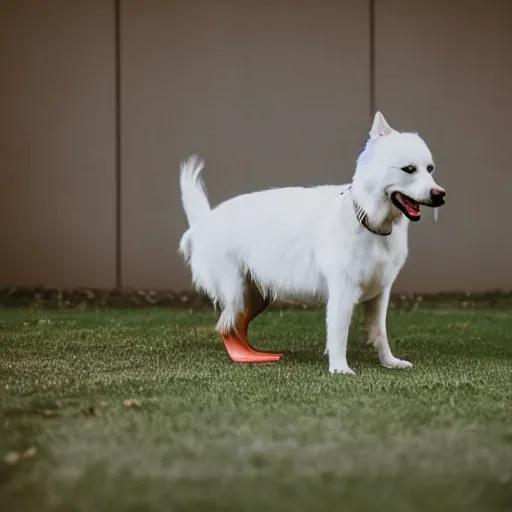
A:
1 307 511 512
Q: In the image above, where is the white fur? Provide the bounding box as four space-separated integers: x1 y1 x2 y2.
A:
178 112 445 374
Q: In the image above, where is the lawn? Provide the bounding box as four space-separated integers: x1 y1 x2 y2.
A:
0 306 511 512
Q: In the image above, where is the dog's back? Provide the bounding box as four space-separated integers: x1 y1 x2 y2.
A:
179 157 350 304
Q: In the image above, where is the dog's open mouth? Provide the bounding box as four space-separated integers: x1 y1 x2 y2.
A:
391 192 421 221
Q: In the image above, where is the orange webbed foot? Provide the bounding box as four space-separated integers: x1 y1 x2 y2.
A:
220 302 283 363
222 333 283 363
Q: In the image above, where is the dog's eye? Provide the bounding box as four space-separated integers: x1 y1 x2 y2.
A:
427 164 435 173
401 165 416 174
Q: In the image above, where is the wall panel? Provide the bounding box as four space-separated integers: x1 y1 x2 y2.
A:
374 0 512 292
121 0 371 289
0 0 116 288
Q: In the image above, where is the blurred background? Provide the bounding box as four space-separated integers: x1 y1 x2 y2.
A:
0 0 511 295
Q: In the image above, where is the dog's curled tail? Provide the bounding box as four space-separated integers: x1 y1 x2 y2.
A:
178 155 211 262
179 154 211 227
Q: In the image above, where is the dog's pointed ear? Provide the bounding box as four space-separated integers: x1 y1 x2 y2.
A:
369 111 394 140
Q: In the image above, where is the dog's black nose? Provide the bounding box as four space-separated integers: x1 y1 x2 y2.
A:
431 188 446 198
430 188 446 205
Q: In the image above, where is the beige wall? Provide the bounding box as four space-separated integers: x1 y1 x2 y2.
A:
1 1 511 293
0 0 117 288
375 0 512 293
120 0 370 290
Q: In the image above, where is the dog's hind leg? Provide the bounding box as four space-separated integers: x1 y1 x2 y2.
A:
218 276 283 363
363 286 412 369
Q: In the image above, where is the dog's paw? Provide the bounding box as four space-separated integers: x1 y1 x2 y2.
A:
329 365 355 375
381 357 412 370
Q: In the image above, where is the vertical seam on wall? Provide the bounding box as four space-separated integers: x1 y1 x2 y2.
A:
369 0 375 117
115 0 122 289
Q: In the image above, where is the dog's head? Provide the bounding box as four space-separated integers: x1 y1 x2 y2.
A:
355 111 446 222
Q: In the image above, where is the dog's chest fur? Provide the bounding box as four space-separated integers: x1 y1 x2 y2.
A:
355 227 408 302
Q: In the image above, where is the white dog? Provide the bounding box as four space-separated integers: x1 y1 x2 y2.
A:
178 112 446 374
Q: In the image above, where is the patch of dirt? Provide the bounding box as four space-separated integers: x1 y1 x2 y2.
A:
0 286 511 311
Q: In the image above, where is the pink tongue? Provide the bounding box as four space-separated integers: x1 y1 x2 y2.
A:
400 194 419 214
406 203 419 215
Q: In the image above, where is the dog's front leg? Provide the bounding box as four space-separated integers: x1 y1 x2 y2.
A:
326 286 357 374
363 286 412 369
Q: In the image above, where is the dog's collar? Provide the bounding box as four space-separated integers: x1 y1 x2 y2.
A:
342 186 392 237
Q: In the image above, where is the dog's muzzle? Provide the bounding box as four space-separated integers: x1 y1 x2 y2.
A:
430 188 446 207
